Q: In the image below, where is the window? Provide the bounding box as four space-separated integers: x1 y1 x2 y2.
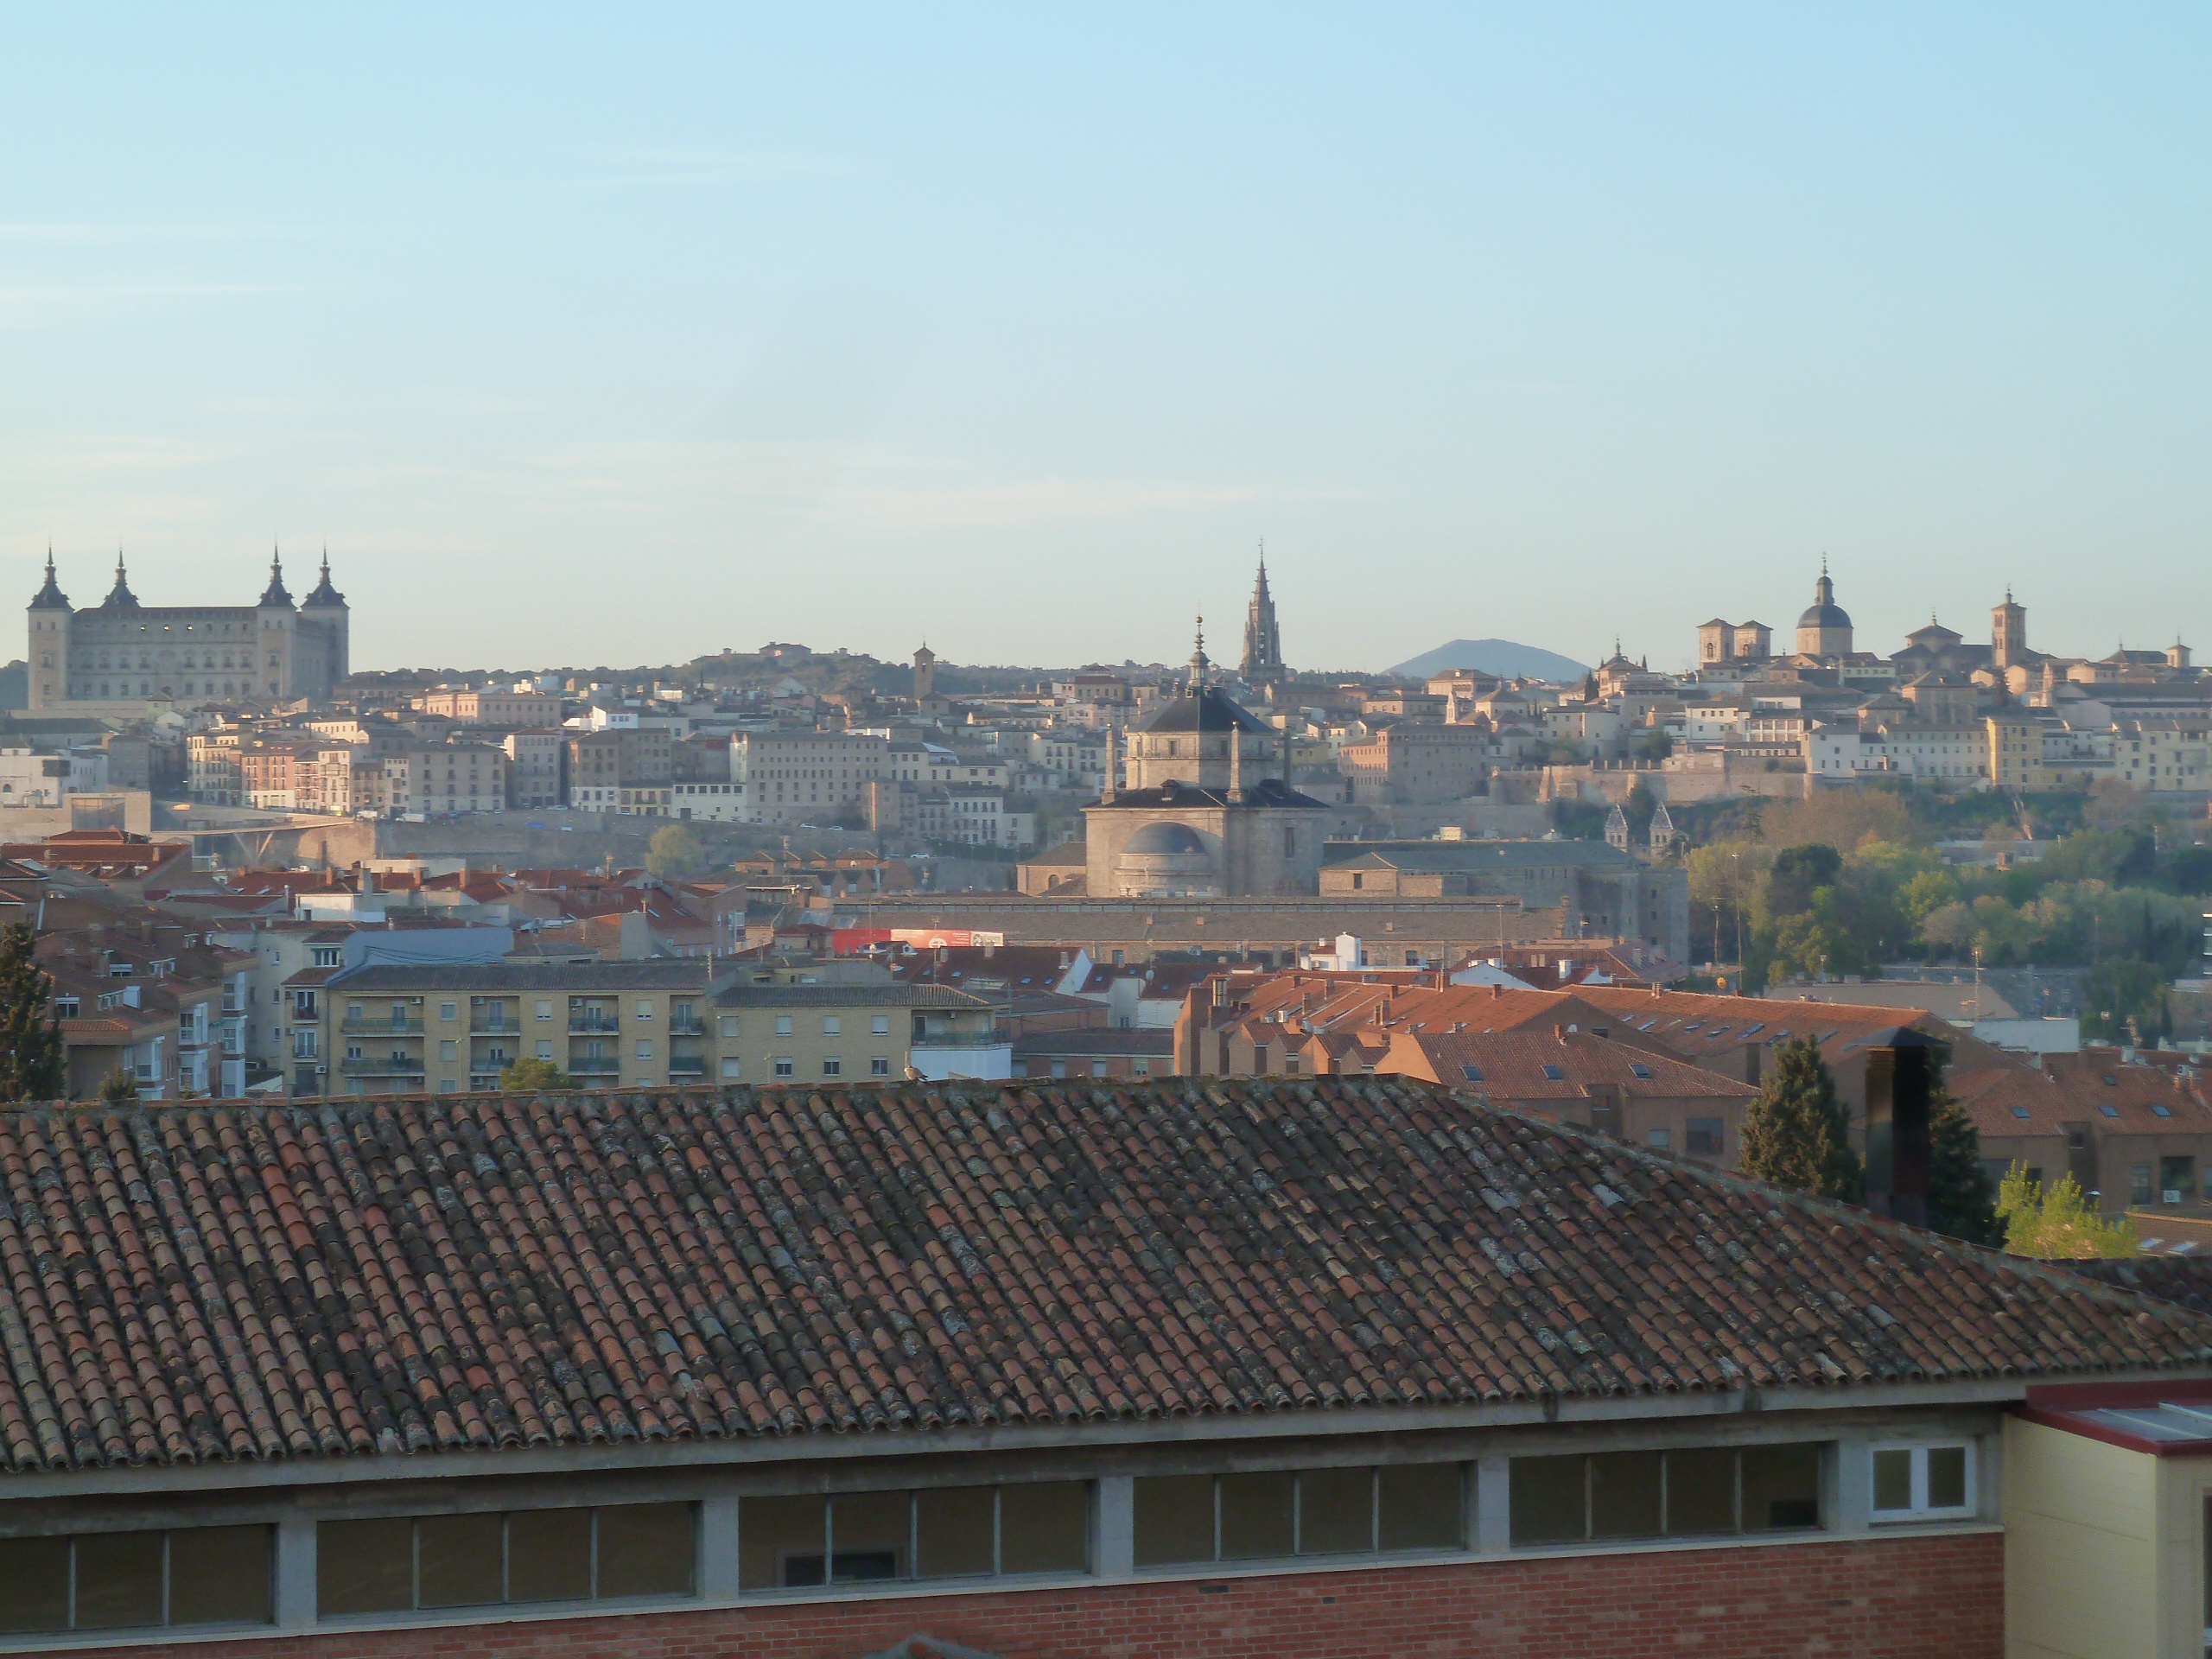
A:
1646 1128 1671 1150
2163 1156 2196 1203
1685 1118 1724 1157
720 1014 741 1037
1630 1064 1653 1080
823 1016 842 1036
739 1484 1086 1591
773 1058 795 1078
636 1000 653 1020
870 1014 890 1035
311 946 341 969
2132 1165 2154 1205
1135 1466 1462 1567
1869 1445 1973 1521
536 1041 553 1060
1460 1064 1484 1083
775 1015 794 1036
537 1000 554 1021
439 1039 457 1061
1541 1065 1564 1082
870 1056 890 1077
823 1058 842 1077
318 1505 691 1617
721 1058 743 1080
1510 1445 1821 1546
440 1001 457 1022
0 1526 271 1635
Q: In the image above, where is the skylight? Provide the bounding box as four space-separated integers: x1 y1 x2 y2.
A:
1541 1064 1565 1081
1460 1064 1484 1083
2098 1104 2121 1119
1630 1064 1653 1079
2011 1106 2031 1120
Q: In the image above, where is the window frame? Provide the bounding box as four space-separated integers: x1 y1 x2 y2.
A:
1867 1442 1976 1523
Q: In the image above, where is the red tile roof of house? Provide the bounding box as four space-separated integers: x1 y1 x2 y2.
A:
1384 1030 1758 1102
3 1079 2209 1474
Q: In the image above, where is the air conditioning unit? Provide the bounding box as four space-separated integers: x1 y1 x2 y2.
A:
315 1065 328 1075
2165 1189 2184 1205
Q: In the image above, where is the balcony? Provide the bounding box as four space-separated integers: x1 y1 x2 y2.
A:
340 1056 429 1077
569 1014 621 1034
469 1018 521 1036
567 1053 620 1077
665 1055 707 1077
668 1015 706 1037
343 1016 424 1035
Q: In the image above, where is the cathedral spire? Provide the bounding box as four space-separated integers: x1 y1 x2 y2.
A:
29 545 69 610
1241 543 1285 687
303 544 346 607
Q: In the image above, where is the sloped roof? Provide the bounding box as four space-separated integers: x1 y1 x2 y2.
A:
1387 1030 1758 1102
5 1078 2208 1474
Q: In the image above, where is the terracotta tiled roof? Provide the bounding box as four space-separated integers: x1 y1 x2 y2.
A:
1955 1058 2212 1138
1384 1030 1758 1102
3 1079 2210 1475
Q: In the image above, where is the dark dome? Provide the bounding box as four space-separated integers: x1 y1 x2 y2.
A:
1123 822 1206 855
1137 685 1274 735
1799 601 1852 629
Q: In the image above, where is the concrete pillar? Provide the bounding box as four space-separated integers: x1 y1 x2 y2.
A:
273 1511 316 1628
1474 1451 1512 1555
1095 1475 1135 1579
699 1496 741 1599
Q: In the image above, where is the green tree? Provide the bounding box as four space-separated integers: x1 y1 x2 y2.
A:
1925 1079 1999 1246
499 1057 574 1091
100 1068 141 1103
0 922 66 1102
645 823 712 881
1764 843 1844 921
1997 1163 2140 1258
1739 1036 1864 1202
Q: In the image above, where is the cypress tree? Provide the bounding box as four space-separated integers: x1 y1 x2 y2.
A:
0 922 67 1103
1739 1035 1864 1202
1925 1077 2000 1246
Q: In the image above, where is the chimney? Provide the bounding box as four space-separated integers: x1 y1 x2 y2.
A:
1553 1022 1567 1043
1864 1028 1945 1229
1741 1041 1762 1087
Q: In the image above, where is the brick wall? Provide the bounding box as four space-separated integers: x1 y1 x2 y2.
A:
71 1532 2000 1659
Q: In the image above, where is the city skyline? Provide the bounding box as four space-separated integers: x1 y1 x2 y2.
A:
4 10 2207 670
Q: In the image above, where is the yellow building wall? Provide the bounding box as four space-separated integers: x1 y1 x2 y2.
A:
2155 1454 2212 1658
2005 1416 2161 1658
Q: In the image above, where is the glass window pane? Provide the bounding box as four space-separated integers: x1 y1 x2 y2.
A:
507 1510 592 1605
1378 1463 1464 1552
1742 1444 1822 1531
1298 1467 1374 1554
316 1517 415 1616
830 1491 909 1583
1927 1446 1968 1510
997 1482 1089 1576
73 1530 164 1630
914 1487 995 1579
741 1495 827 1591
1872 1448 1913 1513
595 1504 694 1599
1218 1471 1295 1560
1134 1475 1216 1567
1589 1451 1663 1540
0 1536 69 1633
1663 1449 1737 1536
1510 1456 1586 1546
168 1526 273 1627
417 1513 504 1610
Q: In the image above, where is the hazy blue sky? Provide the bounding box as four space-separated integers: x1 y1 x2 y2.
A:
3 8 2206 673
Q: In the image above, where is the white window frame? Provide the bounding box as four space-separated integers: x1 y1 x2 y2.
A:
1868 1442 1975 1522
772 1057 795 1078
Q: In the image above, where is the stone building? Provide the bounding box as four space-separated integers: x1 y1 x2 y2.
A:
1794 565 1853 658
26 550 349 710
1083 626 1330 898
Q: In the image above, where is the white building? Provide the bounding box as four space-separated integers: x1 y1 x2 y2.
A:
0 744 108 805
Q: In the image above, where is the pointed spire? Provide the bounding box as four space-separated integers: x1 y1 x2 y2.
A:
303 543 346 607
1188 614 1208 690
30 544 69 610
102 549 138 609
259 543 293 607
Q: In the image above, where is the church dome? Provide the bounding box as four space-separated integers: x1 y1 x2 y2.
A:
1797 571 1851 632
1114 820 1217 896
1123 822 1206 855
1138 684 1273 735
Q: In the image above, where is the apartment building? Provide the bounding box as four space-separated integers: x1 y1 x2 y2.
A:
503 729 565 808
297 959 1000 1095
186 728 245 804
730 730 888 825
567 726 673 812
0 743 105 806
378 742 510 816
39 922 251 1098
415 686 565 725
1337 721 1491 804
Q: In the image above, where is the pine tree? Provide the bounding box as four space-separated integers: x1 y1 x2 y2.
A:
1924 1078 2000 1245
0 922 66 1103
1739 1035 1864 1202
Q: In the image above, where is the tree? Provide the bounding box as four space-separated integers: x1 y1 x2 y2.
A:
499 1057 574 1091
1997 1164 2139 1258
1764 843 1844 921
1738 1036 1864 1202
0 922 66 1103
100 1068 141 1103
645 823 712 881
1924 1080 1999 1246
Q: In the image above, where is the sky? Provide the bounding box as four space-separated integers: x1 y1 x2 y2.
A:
2 7 2207 675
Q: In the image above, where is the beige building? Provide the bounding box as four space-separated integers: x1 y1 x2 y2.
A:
378 743 511 815
730 731 889 825
28 550 348 712
1338 721 1491 804
415 687 564 725
301 959 998 1095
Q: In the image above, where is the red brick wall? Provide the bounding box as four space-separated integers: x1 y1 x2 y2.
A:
77 1532 2000 1659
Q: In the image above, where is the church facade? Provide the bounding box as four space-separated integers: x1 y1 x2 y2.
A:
26 550 349 711
1083 626 1329 898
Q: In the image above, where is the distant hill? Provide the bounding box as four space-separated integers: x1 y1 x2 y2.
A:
1386 639 1589 683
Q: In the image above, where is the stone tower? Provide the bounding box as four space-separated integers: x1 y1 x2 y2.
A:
1992 589 2027 671
25 550 71 712
301 550 350 689
912 643 938 702
1794 563 1853 658
1240 548 1285 689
